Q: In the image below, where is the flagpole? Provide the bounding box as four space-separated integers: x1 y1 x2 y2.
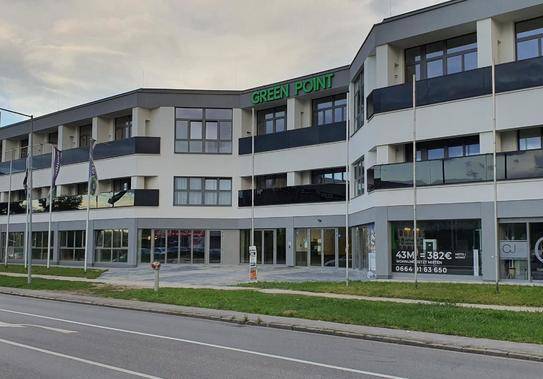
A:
345 91 350 286
492 59 499 293
46 146 55 268
84 139 95 273
412 75 418 288
24 148 29 270
27 116 34 285
4 153 13 268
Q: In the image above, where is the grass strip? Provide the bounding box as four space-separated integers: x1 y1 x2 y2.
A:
0 264 106 279
2 276 543 345
241 281 543 307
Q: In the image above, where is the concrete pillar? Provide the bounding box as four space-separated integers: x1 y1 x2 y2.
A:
127 220 138 267
131 176 146 190
376 44 404 89
92 117 113 143
2 139 18 162
376 145 397 164
286 98 311 130
286 222 295 267
374 208 391 279
132 107 150 137
477 18 515 67
58 125 78 150
481 202 497 281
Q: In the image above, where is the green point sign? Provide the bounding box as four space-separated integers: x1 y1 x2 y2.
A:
250 73 334 105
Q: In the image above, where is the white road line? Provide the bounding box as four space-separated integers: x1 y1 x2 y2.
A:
0 307 405 379
0 337 162 379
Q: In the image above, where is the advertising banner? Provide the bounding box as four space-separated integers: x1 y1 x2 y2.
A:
392 249 475 275
499 240 529 260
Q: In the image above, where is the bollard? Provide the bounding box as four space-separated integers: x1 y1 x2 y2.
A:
151 261 161 293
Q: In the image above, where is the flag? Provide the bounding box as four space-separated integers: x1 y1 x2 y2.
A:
88 139 98 196
51 147 62 198
23 154 30 196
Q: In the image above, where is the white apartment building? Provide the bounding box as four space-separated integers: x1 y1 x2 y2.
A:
2 0 543 283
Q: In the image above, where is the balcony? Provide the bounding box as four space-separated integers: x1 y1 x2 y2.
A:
238 122 345 155
0 189 159 215
366 55 543 119
238 183 345 206
0 137 161 175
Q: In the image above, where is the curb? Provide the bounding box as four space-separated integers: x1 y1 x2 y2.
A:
1 287 543 362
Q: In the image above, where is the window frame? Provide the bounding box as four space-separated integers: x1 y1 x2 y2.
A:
353 157 365 197
257 106 287 136
114 116 132 141
518 127 543 151
311 167 347 185
353 71 364 132
59 230 86 262
94 229 129 263
174 108 233 154
312 94 347 127
515 16 543 61
173 176 232 206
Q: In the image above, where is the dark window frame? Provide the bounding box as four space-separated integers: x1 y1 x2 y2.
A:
173 176 232 206
312 94 347 127
517 127 543 151
94 229 129 263
311 167 347 185
353 157 365 197
79 124 92 148
114 116 132 141
516 16 543 61
255 173 287 190
257 106 287 136
353 71 364 132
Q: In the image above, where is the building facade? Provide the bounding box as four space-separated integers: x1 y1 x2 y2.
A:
2 0 543 282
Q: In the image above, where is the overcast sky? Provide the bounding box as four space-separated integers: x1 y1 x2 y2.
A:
0 0 446 126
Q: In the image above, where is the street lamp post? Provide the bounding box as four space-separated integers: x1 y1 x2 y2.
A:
0 107 34 285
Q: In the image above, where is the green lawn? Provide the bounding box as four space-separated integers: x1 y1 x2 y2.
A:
1 275 543 345
0 264 106 279
241 281 543 307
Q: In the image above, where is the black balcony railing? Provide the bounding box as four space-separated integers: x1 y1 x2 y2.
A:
238 122 346 155
0 137 161 176
238 183 346 206
366 55 543 119
0 189 159 215
366 148 543 191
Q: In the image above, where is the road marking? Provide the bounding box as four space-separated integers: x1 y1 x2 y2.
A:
0 307 405 379
0 337 162 379
0 320 76 334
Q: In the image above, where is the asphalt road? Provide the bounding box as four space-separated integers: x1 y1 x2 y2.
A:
0 294 541 379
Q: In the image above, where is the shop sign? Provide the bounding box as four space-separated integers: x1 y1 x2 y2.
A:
392 249 474 275
499 240 529 260
250 73 335 105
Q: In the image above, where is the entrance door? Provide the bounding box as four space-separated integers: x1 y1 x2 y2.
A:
263 230 274 264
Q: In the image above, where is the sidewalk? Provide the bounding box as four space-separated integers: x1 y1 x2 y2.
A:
0 286 542 362
2 271 543 313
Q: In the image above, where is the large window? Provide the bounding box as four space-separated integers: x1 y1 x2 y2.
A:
175 108 232 154
79 124 92 148
518 128 542 151
240 229 286 265
115 116 132 140
32 231 54 260
353 71 364 131
209 231 222 264
1 232 25 260
140 229 208 264
174 177 232 206
257 107 286 135
255 174 287 190
516 17 543 60
95 229 129 263
20 138 28 159
311 167 346 184
353 157 364 197
112 177 131 192
406 136 480 161
313 94 347 126
406 33 477 82
391 219 481 276
60 230 86 261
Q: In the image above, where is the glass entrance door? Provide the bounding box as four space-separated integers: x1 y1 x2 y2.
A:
263 230 274 264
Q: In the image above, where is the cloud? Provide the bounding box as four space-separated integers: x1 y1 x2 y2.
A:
0 0 446 124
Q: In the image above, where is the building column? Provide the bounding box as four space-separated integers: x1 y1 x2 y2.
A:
131 176 145 190
286 97 311 130
132 107 150 137
286 221 295 267
374 208 391 279
481 202 497 281
375 44 404 89
128 219 138 267
477 18 515 67
92 117 113 143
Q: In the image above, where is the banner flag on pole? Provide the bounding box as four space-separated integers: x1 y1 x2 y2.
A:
23 154 30 196
88 139 98 196
51 146 62 198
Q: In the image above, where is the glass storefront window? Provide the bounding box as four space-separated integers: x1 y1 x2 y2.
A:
209 231 221 264
530 223 543 280
351 224 375 272
499 223 529 280
95 229 129 263
390 220 481 276
239 229 286 265
295 229 309 266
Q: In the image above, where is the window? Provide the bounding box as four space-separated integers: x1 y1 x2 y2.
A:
20 138 28 159
255 174 287 190
174 177 231 206
175 108 232 154
48 132 58 145
518 128 542 151
32 231 54 260
406 33 477 81
353 157 365 197
112 177 131 192
209 231 221 264
139 229 210 264
257 107 286 135
95 229 129 263
313 94 347 126
79 125 92 148
407 136 480 161
76 182 88 195
353 71 364 131
115 116 132 140
311 167 346 184
1 232 25 260
516 17 543 60
60 230 86 261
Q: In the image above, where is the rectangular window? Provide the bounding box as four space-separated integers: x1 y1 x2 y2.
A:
95 229 128 263
48 132 58 145
31 231 54 261
257 106 286 135
20 138 28 159
516 17 543 60
407 136 480 161
311 167 346 184
313 94 347 126
60 230 86 261
255 174 287 190
115 116 132 140
353 157 365 197
209 231 221 264
353 71 364 131
518 128 542 151
79 124 92 148
174 177 231 206
112 177 131 192
1 232 25 260
175 108 232 154
405 33 477 82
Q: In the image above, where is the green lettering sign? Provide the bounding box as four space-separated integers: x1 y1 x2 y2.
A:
251 73 334 105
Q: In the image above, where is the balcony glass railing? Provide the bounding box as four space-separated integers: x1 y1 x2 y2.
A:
367 148 543 191
0 137 161 176
238 183 346 206
238 122 346 154
366 55 543 119
0 189 159 215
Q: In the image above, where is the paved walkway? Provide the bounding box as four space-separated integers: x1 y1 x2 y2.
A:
1 286 542 362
